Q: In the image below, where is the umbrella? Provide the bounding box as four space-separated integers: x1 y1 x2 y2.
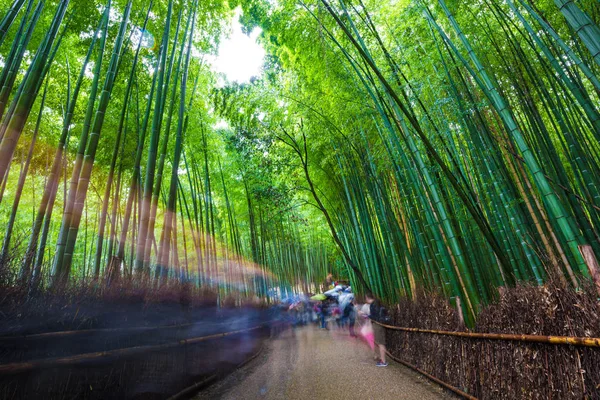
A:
324 288 342 296
310 294 326 301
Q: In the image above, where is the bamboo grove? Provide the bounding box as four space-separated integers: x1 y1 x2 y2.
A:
0 0 337 300
216 0 600 324
1 0 600 322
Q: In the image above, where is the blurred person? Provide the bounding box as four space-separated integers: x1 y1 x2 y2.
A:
332 304 342 328
358 302 374 351
366 293 389 367
312 302 320 323
318 300 329 329
323 272 335 292
343 299 357 337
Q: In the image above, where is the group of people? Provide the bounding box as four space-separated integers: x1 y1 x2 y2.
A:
314 287 355 331
282 274 390 367
316 274 389 367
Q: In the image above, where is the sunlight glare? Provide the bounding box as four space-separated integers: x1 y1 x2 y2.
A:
208 9 265 83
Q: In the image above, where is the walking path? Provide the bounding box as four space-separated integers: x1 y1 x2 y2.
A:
195 324 452 400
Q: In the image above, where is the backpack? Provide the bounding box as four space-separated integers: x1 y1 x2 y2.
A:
371 301 390 323
343 302 354 318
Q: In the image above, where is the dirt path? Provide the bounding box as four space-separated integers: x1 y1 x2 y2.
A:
195 324 452 400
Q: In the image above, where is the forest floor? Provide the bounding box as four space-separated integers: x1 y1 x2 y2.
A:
195 324 452 400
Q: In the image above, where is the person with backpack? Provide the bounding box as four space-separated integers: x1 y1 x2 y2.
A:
366 292 388 367
342 298 357 337
318 300 329 329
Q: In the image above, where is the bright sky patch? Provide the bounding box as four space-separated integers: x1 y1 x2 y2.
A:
208 9 265 84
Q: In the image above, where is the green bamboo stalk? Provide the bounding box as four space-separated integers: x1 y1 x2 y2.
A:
0 0 37 121
157 3 196 279
505 0 600 140
430 0 590 277
552 0 600 67
148 7 185 280
52 0 132 286
135 0 173 276
0 0 69 184
116 47 160 267
20 4 105 284
0 0 26 47
94 0 153 279
52 0 112 282
518 0 600 93
1 78 47 270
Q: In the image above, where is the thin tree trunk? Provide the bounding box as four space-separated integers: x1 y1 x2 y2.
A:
3 81 47 276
